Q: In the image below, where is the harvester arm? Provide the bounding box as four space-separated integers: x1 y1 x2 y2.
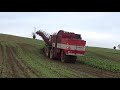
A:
36 30 51 46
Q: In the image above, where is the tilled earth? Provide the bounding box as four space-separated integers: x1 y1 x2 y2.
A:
0 45 40 78
0 43 120 78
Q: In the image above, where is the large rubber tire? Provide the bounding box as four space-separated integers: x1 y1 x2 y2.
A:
61 50 77 63
42 47 45 52
61 50 68 63
45 47 50 58
70 56 77 63
50 48 54 59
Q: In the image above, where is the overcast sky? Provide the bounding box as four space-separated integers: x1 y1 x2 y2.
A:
0 12 120 49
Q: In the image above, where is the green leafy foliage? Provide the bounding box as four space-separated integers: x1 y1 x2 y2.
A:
78 47 120 72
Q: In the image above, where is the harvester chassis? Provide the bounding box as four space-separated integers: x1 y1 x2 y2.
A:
36 30 86 63
43 45 77 63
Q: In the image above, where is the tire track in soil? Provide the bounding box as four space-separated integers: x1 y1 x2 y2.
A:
12 47 41 78
0 45 15 78
8 47 41 78
3 46 36 78
21 45 71 78
5 46 28 78
19 44 68 78
0 45 4 77
0 45 2 64
18 43 120 78
65 62 120 78
48 58 120 78
0 45 14 78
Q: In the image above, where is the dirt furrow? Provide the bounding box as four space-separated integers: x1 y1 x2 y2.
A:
0 45 3 77
5 47 26 77
12 47 40 78
0 45 14 78
0 45 3 64
11 47 33 77
63 62 120 78
49 58 120 78
3 42 119 78
33 49 120 78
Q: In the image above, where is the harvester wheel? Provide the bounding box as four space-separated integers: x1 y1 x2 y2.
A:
61 51 77 63
42 47 45 52
70 56 77 63
45 47 50 58
61 50 68 63
50 49 54 59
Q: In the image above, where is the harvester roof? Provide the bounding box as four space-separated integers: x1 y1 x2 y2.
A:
57 30 82 39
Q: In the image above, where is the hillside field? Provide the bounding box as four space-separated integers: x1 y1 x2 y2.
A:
0 34 120 78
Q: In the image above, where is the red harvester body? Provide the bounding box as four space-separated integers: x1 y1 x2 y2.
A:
36 30 86 63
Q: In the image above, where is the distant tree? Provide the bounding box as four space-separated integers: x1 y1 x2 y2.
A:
32 32 36 39
113 46 116 50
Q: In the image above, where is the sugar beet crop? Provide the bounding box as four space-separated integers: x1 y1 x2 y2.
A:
0 34 120 78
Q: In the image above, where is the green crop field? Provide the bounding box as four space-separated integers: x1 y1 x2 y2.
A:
0 34 120 78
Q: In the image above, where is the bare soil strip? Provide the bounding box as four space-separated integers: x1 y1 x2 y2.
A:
0 45 14 77
0 44 41 78
11 47 41 77
22 44 120 78
1 43 120 78
5 46 27 77
49 58 120 78
0 45 3 64
0 45 3 77
65 62 120 78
